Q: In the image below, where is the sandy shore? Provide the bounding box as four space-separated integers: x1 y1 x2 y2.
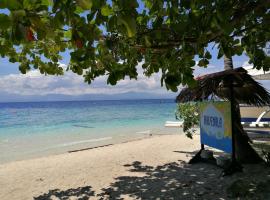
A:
0 134 269 200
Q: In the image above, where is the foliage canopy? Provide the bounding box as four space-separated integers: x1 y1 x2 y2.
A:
0 0 269 91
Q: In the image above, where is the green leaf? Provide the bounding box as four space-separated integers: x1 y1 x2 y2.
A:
9 57 17 63
19 62 30 74
0 0 22 9
224 25 234 35
144 0 152 8
198 59 209 67
101 5 112 16
87 11 96 22
188 59 196 66
117 14 136 37
233 46 243 56
75 6 84 14
64 30 72 39
108 16 117 31
107 73 117 85
11 10 26 18
144 36 151 47
76 0 92 10
23 0 37 9
217 48 224 59
12 23 26 42
41 0 52 6
165 75 178 92
204 51 212 59
0 14 11 30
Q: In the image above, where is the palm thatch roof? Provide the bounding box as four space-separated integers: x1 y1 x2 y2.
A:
176 67 270 106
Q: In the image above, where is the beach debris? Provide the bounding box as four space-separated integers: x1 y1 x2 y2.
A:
36 178 44 182
73 124 95 129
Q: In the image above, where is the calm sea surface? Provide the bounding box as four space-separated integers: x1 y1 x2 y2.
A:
0 99 182 163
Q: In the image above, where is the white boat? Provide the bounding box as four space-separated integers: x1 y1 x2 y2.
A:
244 65 270 80
240 105 270 127
240 65 270 128
166 105 270 128
164 121 183 127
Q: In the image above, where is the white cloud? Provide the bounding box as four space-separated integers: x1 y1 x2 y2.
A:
0 62 172 96
242 60 252 68
5 61 252 98
193 63 222 77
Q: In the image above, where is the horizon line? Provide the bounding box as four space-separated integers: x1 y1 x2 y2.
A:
0 97 176 104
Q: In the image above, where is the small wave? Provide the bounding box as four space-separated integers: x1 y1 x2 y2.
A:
136 130 151 134
56 137 112 147
73 124 95 128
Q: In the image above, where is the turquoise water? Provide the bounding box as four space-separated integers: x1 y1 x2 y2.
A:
0 99 182 163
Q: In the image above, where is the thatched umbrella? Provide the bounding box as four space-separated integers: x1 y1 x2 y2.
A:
176 67 270 163
176 67 270 106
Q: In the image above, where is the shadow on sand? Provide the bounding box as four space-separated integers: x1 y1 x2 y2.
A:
34 186 95 200
98 160 223 200
34 150 270 200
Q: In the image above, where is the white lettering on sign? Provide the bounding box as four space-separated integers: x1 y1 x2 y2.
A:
201 104 224 139
203 115 222 128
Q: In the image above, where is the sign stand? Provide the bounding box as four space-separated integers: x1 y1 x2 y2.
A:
188 144 204 164
189 83 243 176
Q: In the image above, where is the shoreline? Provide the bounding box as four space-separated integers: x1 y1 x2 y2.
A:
0 130 183 165
0 134 199 200
0 99 179 165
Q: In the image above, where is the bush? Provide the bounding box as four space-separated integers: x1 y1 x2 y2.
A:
175 102 199 139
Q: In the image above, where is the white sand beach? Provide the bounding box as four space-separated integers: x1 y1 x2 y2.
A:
0 134 269 200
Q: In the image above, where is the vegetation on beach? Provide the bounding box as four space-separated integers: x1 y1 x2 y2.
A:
175 102 199 139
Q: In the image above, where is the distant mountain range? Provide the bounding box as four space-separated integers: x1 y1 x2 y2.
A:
0 92 177 103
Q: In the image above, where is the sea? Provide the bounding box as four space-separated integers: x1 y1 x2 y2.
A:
0 99 182 163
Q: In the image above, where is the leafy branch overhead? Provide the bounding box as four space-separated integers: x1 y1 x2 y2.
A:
0 0 269 91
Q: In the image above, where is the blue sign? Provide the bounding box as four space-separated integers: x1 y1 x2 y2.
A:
200 101 232 153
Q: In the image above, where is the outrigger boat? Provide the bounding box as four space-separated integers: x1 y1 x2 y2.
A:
240 105 270 127
241 66 270 129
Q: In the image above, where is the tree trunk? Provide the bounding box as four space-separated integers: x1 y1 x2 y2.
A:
224 55 263 163
224 56 233 70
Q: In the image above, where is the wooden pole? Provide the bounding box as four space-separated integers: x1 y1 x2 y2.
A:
230 82 236 162
222 81 243 175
